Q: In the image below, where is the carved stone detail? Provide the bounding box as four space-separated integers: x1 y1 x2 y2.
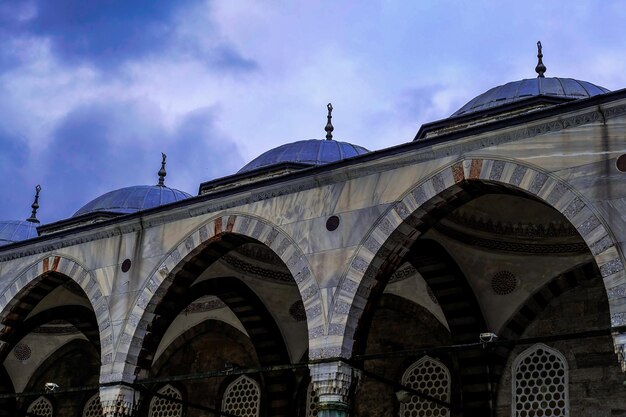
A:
310 361 360 407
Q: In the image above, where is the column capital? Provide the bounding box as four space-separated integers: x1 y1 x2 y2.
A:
309 361 360 408
100 384 140 417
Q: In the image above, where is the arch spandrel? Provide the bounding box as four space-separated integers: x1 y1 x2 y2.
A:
0 254 113 375
113 213 322 384
324 157 626 364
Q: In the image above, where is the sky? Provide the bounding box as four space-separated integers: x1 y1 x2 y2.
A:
1 1 625 223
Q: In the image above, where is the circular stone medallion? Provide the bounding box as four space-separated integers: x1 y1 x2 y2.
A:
491 270 518 295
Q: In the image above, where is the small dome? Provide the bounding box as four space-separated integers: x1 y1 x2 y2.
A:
238 139 370 173
452 77 610 116
0 220 38 246
74 185 192 217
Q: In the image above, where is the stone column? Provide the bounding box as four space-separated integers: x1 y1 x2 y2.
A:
100 384 140 417
309 361 360 417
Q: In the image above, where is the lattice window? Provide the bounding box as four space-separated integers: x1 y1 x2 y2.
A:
400 356 451 417
221 375 261 417
83 393 103 417
305 382 319 417
149 384 183 417
27 396 53 417
512 343 569 417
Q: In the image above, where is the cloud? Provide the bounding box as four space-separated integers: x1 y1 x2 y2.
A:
0 0 257 73
0 98 243 223
38 100 243 221
1 0 177 67
0 130 35 222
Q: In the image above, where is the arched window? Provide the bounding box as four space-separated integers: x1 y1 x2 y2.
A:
512 343 569 417
399 356 451 417
305 382 319 417
82 393 103 417
149 384 183 417
221 375 261 417
27 396 53 417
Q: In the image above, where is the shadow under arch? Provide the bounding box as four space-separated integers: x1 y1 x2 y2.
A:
491 260 603 384
0 365 15 417
0 305 100 364
21 338 100 416
138 272 295 417
139 319 251 417
147 272 295 417
150 319 253 376
354 293 459 417
140 276 290 371
353 240 491 414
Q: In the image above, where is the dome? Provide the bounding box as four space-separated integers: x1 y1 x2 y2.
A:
0 220 38 246
452 77 610 117
238 139 370 173
74 185 192 217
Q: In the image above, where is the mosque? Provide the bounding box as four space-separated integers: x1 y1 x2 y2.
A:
1 42 625 417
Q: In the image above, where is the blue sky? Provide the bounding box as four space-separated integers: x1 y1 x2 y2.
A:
1 1 625 223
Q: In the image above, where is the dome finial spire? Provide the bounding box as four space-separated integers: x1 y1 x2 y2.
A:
325 103 334 140
26 185 41 224
535 41 546 78
157 153 167 186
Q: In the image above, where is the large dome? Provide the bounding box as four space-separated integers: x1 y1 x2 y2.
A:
452 77 610 117
0 220 38 246
74 185 192 217
239 139 369 173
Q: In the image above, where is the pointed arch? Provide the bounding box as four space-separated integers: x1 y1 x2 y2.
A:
112 213 320 386
326 158 625 363
0 255 112 373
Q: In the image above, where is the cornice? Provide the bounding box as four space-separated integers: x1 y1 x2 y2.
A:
435 223 589 254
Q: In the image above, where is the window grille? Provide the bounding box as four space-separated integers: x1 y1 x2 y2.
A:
27 396 53 417
400 356 451 417
305 382 319 417
512 343 569 417
221 375 261 417
148 384 183 417
82 393 102 417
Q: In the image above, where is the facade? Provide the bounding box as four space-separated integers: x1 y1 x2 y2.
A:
1 48 626 417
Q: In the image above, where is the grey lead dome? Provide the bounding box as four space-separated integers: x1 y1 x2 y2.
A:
452 77 610 116
73 185 192 217
0 220 38 246
238 139 370 173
